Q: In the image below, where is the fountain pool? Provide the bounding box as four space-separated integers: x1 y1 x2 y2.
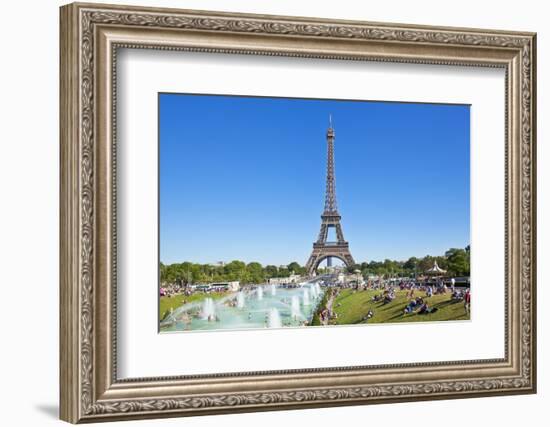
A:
160 283 324 332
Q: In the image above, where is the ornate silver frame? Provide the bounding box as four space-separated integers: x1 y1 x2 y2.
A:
60 2 537 423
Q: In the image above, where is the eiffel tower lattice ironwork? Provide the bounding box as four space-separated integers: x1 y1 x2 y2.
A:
305 116 355 275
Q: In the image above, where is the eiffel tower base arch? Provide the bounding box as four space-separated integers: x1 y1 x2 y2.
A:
305 244 355 276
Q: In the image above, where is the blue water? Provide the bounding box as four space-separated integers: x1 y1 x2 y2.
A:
160 283 323 332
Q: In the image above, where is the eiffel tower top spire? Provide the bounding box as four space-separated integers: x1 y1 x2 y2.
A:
324 114 338 214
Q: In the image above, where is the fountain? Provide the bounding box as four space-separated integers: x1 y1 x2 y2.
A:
291 295 301 319
201 298 216 321
315 283 322 297
303 288 311 306
310 283 318 299
236 292 245 309
267 308 282 328
160 284 326 332
270 284 277 296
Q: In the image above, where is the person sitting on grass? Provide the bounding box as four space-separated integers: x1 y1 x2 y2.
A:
451 290 464 301
362 310 374 323
372 293 383 302
383 291 395 305
403 299 418 315
416 302 439 315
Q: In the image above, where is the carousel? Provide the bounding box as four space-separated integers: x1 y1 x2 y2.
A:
425 261 447 276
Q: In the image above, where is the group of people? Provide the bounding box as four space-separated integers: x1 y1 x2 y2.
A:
403 285 471 316
403 296 439 315
319 308 333 324
159 283 186 297
366 279 472 318
371 288 396 304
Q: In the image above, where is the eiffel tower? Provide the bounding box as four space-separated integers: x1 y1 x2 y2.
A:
305 116 355 276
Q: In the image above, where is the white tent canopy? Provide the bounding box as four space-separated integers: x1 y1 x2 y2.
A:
426 261 447 275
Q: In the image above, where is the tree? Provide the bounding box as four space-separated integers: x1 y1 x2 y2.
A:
344 263 358 274
277 267 291 278
246 262 265 284
418 255 435 273
223 260 246 281
264 265 279 278
403 257 419 271
445 248 470 276
287 262 304 275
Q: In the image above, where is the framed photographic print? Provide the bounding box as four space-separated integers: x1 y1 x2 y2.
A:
157 94 472 333
60 2 537 423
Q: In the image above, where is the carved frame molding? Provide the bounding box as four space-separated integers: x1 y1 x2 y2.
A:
60 2 536 423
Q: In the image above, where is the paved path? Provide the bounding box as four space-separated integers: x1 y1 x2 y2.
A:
322 291 336 326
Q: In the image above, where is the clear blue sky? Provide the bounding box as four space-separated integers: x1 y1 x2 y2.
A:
159 93 470 266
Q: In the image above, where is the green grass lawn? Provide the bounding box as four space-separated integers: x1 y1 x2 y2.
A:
159 292 228 321
331 289 469 325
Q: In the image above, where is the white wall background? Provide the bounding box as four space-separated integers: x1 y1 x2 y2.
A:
0 0 546 425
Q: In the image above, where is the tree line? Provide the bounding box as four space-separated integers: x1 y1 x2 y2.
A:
160 246 469 285
160 260 306 286
354 246 470 278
